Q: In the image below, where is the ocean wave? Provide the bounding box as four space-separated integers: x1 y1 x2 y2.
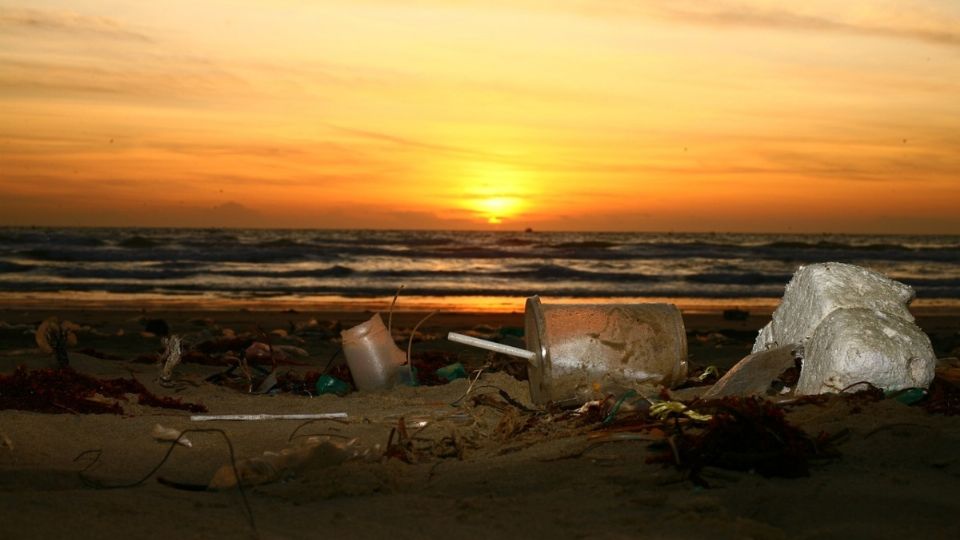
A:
118 235 168 248
0 261 34 273
550 240 620 249
685 272 794 285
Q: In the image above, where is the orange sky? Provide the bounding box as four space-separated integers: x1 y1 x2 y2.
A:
1 0 959 233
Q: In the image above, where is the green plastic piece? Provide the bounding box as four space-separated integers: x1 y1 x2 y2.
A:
315 375 351 396
436 362 468 382
603 389 638 425
889 387 927 405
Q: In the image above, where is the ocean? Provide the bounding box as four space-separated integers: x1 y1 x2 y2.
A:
0 228 958 311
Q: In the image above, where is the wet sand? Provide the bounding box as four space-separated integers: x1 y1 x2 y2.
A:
1 305 959 539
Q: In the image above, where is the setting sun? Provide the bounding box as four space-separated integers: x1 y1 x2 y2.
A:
476 196 522 224
0 1 958 233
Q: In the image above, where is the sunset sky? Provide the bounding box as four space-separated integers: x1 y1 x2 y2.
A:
1 1 958 233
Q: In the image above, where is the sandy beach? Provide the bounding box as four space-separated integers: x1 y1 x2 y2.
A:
1 304 959 540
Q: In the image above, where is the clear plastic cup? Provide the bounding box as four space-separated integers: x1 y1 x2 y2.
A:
341 314 407 392
524 296 688 405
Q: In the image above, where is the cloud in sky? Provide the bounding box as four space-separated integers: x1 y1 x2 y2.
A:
1 1 959 233
0 6 151 41
652 3 960 48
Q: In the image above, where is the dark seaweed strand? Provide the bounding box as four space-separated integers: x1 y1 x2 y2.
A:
74 429 257 536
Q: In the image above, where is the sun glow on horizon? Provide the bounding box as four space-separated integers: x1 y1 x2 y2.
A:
1 1 959 233
455 161 538 226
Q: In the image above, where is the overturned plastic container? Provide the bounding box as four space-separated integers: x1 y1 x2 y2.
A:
341 314 407 392
524 296 688 405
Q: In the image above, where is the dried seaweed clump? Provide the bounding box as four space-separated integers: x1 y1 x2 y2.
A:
0 366 207 414
652 396 837 485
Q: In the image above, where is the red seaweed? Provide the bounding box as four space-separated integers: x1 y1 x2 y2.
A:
0 365 207 414
922 374 960 415
650 396 837 485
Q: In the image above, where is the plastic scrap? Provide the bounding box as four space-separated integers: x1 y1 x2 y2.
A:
190 413 348 422
151 424 192 447
436 362 468 382
315 375 351 396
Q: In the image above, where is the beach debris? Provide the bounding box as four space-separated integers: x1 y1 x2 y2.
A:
752 263 935 395
383 416 472 463
315 374 351 396
253 370 278 393
648 396 840 485
448 332 536 361
190 413 348 422
35 317 78 367
921 371 960 415
0 366 207 414
1 431 12 451
207 437 356 489
798 308 935 394
244 341 278 363
341 313 406 391
702 345 801 399
524 296 688 405
753 262 916 353
158 335 184 387
151 424 192 447
436 362 468 382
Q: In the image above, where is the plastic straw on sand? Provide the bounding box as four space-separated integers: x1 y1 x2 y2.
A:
447 332 537 365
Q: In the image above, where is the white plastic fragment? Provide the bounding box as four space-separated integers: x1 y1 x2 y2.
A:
796 308 935 394
702 345 800 399
190 413 348 421
751 262 936 396
753 262 915 353
151 424 192 447
341 313 407 391
447 332 537 363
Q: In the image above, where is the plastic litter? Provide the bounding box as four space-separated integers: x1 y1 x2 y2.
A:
447 332 536 362
435 362 467 382
797 307 935 394
315 374 351 396
190 413 348 421
702 345 800 399
754 263 936 395
151 424 192 447
341 313 407 391
524 296 688 405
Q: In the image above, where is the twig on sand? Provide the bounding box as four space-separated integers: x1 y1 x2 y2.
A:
387 284 405 335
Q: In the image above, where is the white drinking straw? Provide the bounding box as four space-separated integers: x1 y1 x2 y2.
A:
447 332 537 364
190 413 348 422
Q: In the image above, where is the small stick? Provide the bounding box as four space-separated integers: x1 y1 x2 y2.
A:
407 310 439 377
191 413 347 422
447 332 536 364
387 284 405 335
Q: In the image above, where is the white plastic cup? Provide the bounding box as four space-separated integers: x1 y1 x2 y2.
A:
524 296 688 405
341 314 407 392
